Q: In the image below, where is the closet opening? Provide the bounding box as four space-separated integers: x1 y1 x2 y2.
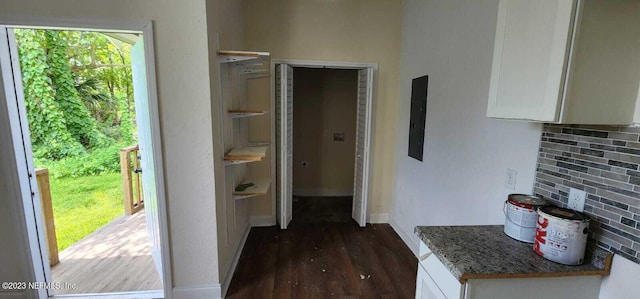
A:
273 60 375 229
291 67 358 224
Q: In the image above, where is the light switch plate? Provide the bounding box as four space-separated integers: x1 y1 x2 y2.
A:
568 188 586 212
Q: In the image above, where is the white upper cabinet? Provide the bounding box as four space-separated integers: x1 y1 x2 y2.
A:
487 0 640 124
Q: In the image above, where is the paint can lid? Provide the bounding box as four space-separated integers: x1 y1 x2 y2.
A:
507 194 548 207
539 206 590 222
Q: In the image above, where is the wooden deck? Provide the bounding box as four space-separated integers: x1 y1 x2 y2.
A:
51 210 163 295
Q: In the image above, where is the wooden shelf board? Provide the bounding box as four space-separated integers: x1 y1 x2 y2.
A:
224 146 267 162
245 73 270 79
228 110 268 119
218 50 269 64
248 141 270 147
233 178 271 199
239 69 268 74
234 61 264 67
224 160 253 166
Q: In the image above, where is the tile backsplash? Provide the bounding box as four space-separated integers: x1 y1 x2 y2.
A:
534 124 640 264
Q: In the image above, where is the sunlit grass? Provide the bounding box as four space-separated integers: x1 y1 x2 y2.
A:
49 172 123 251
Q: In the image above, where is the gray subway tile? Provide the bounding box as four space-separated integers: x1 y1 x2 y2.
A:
600 197 630 210
603 178 634 191
608 160 638 170
601 171 630 183
609 132 640 141
596 189 640 207
591 143 617 152
580 148 605 157
622 217 637 228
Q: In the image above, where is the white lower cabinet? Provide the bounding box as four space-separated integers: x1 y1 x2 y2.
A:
416 241 464 299
416 263 446 299
415 241 602 299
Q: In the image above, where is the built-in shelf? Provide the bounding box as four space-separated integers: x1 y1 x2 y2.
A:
224 146 267 165
233 178 271 200
234 61 264 67
247 141 270 147
244 73 270 80
218 50 269 64
228 110 268 119
239 69 268 74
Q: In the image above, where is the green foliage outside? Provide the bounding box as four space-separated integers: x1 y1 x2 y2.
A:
14 29 138 250
16 29 85 159
45 30 108 149
35 144 123 179
15 29 136 176
50 173 123 251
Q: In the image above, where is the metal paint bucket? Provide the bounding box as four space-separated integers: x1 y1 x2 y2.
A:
504 194 548 243
534 206 590 265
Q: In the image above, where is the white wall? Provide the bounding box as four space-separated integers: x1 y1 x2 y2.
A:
205 0 248 296
0 1 234 297
391 0 541 251
393 1 640 297
599 255 640 299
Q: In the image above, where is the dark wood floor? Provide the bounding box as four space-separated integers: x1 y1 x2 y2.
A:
226 197 417 299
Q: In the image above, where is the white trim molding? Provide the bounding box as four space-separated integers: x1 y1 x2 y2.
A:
368 213 391 224
53 290 163 299
250 215 276 227
172 285 221 299
221 224 251 297
292 188 353 197
390 218 419 257
269 59 378 227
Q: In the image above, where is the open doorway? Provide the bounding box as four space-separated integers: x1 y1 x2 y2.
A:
274 60 375 229
0 23 170 298
291 68 358 223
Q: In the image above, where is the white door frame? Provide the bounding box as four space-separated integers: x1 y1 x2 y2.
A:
269 59 377 226
0 17 173 299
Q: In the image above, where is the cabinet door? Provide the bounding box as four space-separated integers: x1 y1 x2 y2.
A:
416 264 447 299
487 0 577 121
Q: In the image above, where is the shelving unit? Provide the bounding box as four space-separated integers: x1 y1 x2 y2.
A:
218 50 272 211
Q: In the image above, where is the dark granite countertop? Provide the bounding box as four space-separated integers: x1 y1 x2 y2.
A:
415 225 612 283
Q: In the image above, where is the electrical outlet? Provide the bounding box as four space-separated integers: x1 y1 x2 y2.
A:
505 168 517 190
568 188 586 212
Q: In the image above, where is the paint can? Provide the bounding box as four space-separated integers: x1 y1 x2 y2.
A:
534 206 590 265
504 194 548 243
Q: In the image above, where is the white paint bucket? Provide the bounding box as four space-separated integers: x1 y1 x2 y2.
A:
534 206 590 265
504 194 548 243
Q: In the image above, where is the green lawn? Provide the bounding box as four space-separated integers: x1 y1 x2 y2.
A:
49 172 124 251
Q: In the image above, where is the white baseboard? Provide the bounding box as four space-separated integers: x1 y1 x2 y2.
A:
293 188 353 197
390 217 419 257
250 215 275 227
221 224 251 297
368 213 390 223
53 290 163 299
173 285 221 299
